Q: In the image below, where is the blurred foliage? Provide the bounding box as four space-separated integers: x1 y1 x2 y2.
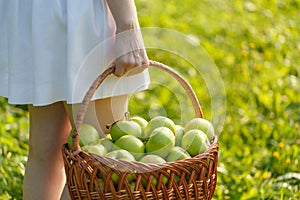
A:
1 0 300 199
0 98 29 199
130 0 300 199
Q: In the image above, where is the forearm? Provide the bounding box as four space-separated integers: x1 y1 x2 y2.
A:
106 0 140 33
106 0 148 77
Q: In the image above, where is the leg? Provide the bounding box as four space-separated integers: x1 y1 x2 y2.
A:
64 94 128 137
60 95 128 199
94 94 129 135
23 102 71 200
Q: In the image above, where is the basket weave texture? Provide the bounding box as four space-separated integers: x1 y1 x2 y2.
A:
62 61 219 200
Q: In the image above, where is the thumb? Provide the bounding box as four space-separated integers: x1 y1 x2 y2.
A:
114 64 125 77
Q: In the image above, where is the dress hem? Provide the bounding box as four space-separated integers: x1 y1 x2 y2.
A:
2 82 150 106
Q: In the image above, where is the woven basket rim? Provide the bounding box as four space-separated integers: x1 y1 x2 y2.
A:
63 137 218 173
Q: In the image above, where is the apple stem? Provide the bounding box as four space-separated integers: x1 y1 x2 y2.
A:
125 112 131 121
106 123 112 130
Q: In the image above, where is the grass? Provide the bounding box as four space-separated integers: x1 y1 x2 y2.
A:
0 98 28 199
1 0 300 199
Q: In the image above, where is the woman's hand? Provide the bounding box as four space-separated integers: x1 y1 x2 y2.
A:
107 0 149 77
113 29 149 77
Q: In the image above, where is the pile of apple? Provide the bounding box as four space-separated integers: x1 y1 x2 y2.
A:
68 115 215 164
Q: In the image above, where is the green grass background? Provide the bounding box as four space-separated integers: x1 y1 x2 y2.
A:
1 0 299 199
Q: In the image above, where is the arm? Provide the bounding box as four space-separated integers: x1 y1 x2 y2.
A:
107 0 148 77
107 0 139 33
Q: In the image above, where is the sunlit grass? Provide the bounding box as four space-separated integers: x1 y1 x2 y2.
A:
1 0 299 199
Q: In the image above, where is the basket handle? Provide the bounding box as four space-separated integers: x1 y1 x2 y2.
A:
71 60 204 151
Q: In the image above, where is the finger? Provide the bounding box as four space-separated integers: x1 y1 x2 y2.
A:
124 52 148 76
114 63 125 77
125 62 148 76
114 50 148 77
139 50 149 67
114 54 135 77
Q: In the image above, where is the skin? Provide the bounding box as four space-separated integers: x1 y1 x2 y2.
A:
107 0 149 77
23 1 148 199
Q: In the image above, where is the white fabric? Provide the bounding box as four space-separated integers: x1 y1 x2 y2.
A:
0 0 150 106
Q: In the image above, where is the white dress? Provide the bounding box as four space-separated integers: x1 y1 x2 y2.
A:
0 0 150 106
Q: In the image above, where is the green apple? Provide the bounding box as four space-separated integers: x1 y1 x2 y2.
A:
79 124 99 146
98 178 104 190
110 172 135 185
131 116 148 128
105 149 136 162
126 173 135 183
175 125 184 146
105 150 136 185
68 124 99 148
68 128 75 149
139 155 167 188
145 127 175 158
110 120 142 141
181 129 210 157
166 146 191 162
114 135 145 160
130 182 136 191
99 138 114 152
144 116 176 138
131 116 148 139
139 154 166 164
141 173 169 188
82 144 107 156
184 118 215 140
174 175 180 184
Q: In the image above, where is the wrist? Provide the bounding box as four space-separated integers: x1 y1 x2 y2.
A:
115 19 139 33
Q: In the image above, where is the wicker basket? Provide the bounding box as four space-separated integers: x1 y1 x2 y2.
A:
62 60 218 200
